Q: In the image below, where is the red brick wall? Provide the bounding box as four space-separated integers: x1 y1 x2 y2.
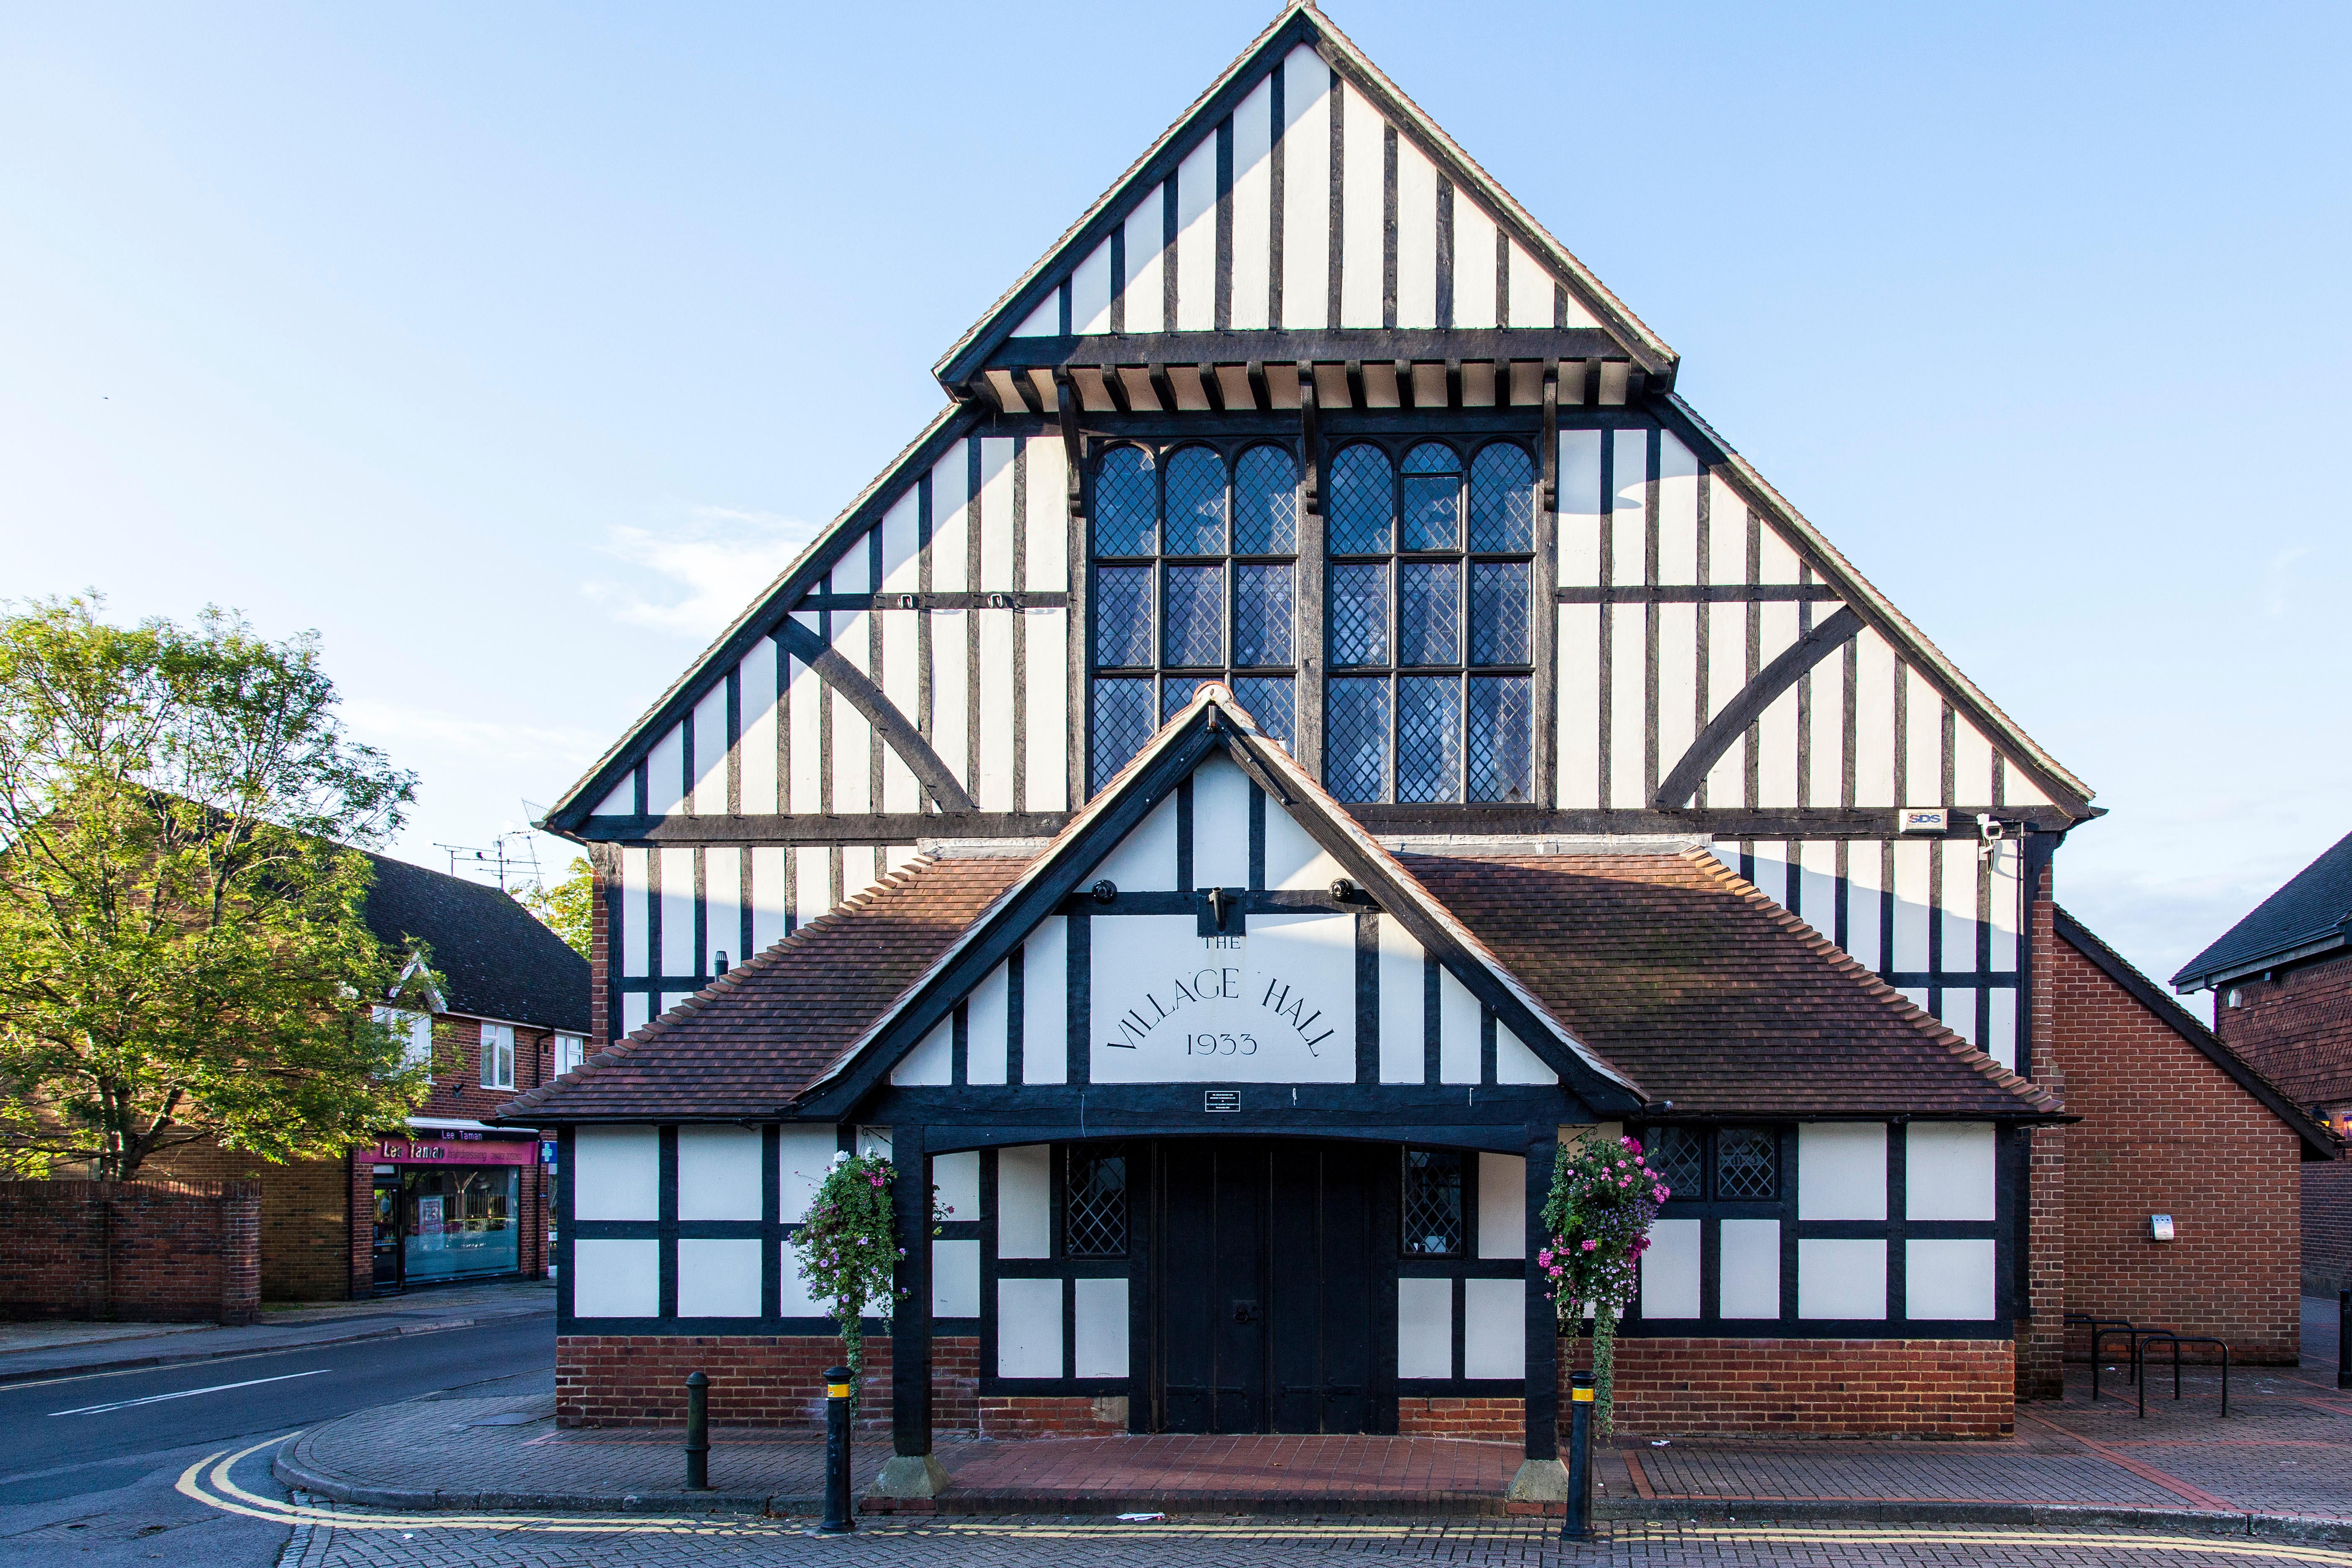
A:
0 1180 260 1323
2214 949 2352 1109
141 1138 352 1301
1399 1397 1522 1440
557 1334 983 1433
2017 856 2067 1398
2047 935 2303 1362
2305 1161 2352 1297
1596 1336 2014 1438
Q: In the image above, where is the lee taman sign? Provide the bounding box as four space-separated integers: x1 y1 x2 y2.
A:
1088 913 1356 1083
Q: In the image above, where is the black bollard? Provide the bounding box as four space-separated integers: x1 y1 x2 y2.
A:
684 1370 710 1491
2339 1289 2349 1392
819 1364 855 1533
1560 1370 1594 1542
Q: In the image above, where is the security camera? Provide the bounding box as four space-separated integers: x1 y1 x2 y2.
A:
1977 814 2005 844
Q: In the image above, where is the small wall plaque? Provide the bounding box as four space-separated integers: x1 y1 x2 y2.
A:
2149 1214 2175 1242
1900 808 1950 833
1204 1090 1241 1113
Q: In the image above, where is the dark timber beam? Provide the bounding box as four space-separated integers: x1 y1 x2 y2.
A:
772 619 978 814
1098 364 1132 414
1196 362 1227 412
987 327 1622 375
1298 364 1321 515
1651 606 1865 809
1054 370 1085 519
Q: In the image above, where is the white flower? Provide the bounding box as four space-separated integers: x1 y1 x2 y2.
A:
830 1151 850 1168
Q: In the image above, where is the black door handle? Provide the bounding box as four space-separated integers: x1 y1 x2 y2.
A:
1232 1300 1261 1323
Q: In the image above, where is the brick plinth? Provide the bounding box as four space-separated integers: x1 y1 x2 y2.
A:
1398 1396 1523 1440
557 1334 982 1432
1589 1336 2015 1438
976 1395 1130 1437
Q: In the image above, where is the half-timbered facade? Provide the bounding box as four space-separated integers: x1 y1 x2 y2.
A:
509 2 2169 1495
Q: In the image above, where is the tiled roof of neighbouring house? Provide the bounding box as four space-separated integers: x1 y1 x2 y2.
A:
498 854 1030 1120
361 851 590 1034
2172 828 2352 993
1408 851 2059 1119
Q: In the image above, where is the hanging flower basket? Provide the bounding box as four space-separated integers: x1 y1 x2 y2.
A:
790 1151 948 1412
1539 1133 1668 1434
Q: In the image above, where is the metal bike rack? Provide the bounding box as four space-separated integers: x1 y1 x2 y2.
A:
2133 1331 2229 1419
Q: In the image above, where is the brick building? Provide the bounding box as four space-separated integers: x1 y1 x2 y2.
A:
145 851 588 1301
2174 830 2352 1295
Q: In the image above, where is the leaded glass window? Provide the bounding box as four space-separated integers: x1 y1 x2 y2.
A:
1715 1127 1778 1200
1647 1127 1704 1203
1065 1147 1128 1258
1089 442 1300 789
1401 1147 1465 1257
1323 439 1535 804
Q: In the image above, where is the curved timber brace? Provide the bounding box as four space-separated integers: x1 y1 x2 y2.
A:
772 618 977 815
1651 606 1864 809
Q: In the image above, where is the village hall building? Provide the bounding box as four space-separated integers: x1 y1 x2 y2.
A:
508 3 2335 1503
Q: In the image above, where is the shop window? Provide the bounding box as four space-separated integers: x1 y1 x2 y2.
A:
1326 440 1534 805
480 1022 515 1090
1065 1146 1129 1258
400 1165 519 1284
1401 1147 1465 1257
1088 442 1300 790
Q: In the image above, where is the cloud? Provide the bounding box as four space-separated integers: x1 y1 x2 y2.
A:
584 505 816 639
2259 544 2314 621
343 698 604 769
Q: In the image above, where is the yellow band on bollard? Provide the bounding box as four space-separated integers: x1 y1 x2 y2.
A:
1571 1387 1595 1402
827 1384 851 1398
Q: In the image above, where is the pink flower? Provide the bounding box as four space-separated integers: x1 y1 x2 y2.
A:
870 1173 886 1187
1653 1185 1671 1202
1622 1137 1642 1154
1580 1238 1598 1252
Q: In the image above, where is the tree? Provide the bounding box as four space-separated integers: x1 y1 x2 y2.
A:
521 856 593 959
0 597 428 1181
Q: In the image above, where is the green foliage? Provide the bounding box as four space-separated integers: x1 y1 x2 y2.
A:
1540 1132 1668 1433
521 856 593 959
0 596 427 1180
788 1151 946 1409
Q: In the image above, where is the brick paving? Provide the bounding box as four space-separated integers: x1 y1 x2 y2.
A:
918 1434 1520 1512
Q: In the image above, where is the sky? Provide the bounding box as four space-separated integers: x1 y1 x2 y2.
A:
5 2 2348 1000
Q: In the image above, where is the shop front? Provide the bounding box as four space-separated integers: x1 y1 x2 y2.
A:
369 1120 542 1290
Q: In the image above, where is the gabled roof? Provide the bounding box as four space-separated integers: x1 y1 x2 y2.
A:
1415 851 2062 1121
2059 908 2339 1161
2171 829 2352 994
360 852 590 1034
931 1 1675 395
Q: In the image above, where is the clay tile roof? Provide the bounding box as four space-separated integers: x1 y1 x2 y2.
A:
1406 849 2060 1119
498 854 1030 1122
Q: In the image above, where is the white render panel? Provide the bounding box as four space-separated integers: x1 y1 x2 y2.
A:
1656 602 1696 786
1657 431 1700 583
1952 716 1995 808
966 962 1011 1086
779 1247 825 1317
997 1145 1052 1259
620 848 650 977
1557 430 1602 586
1609 605 1645 810
997 1278 1062 1377
1891 839 1931 971
1557 604 1600 808
932 1238 980 1317
1451 197 1498 330
704 847 741 975
1988 843 2022 971
677 1125 761 1222
1075 1277 1131 1377
574 1127 659 1222
930 609 968 802
1719 1219 1781 1318
829 534 870 595
1905 666 1942 807
1908 1123 1996 1220
1378 915 1425 1084
1028 624 1071 811
786 633 823 812
1907 1238 1996 1320
1091 913 1353 1083
1478 1153 1525 1258
976 609 1015 810
830 611 874 815
933 1150 981 1224
930 444 970 593
1848 840 1885 971
1494 1022 1555 1085
1073 237 1113 335
1756 523 1802 585
1025 434 1069 592
1799 1238 1887 1319
1264 799 1343 890
1506 240 1551 328
1462 1278 1524 1378
1852 632 1897 808
592 777 633 817
1986 989 2018 1070
1396 1276 1451 1379
778 1125 837 1222
677 1238 762 1318
1807 645 1844 807
1230 76 1273 331
1702 601 1745 805
739 640 779 815
1339 81 1384 328
880 608 920 815
1010 291 1057 338
1024 921 1069 1085
1640 1217 1702 1318
1707 475 1747 585
880 484 922 593
1941 838 1979 972
692 683 727 816
1175 135 1217 332
1797 840 1837 940
660 847 695 980
622 992 650 1037
794 844 831 924
1193 753 1253 888
1393 137 1437 328
1280 46 1331 331
1749 840 1788 908
1122 186 1166 335
979 438 1017 591
1095 789 1180 890
1756 686 1800 810
1800 1123 1887 1221
1609 429 1646 587
648 723 685 816
573 1238 658 1318
1438 965 1481 1085
2004 758 2051 805
892 1017 953 1086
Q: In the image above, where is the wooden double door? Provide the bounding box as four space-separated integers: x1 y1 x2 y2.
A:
1148 1138 1393 1435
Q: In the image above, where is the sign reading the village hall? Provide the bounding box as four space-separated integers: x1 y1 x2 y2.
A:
1089 913 1357 1083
